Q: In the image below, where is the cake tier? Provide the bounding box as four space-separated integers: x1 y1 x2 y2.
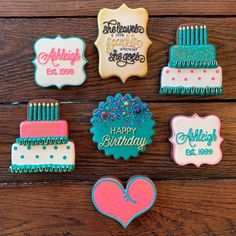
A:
17 120 68 145
160 66 223 95
168 45 217 68
10 141 75 173
20 120 68 138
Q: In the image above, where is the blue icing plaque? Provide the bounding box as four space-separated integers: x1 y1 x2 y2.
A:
90 93 155 160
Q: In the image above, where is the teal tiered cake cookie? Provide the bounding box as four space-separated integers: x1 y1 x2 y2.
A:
160 24 223 95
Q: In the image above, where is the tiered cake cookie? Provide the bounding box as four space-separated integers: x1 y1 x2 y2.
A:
10 99 75 173
160 24 223 95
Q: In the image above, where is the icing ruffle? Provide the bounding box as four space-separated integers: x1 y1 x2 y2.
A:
160 86 223 96
16 136 68 146
168 60 218 68
9 164 75 173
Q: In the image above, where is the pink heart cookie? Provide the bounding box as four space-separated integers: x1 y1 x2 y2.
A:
92 176 156 228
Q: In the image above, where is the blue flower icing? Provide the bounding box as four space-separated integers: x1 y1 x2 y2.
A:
90 93 155 160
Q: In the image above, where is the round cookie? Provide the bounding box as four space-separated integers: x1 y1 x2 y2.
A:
90 93 155 160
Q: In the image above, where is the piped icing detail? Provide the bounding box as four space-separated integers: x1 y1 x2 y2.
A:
169 24 217 69
95 4 152 83
10 99 75 173
90 93 155 160
33 35 87 89
160 24 223 96
169 114 224 167
92 176 157 228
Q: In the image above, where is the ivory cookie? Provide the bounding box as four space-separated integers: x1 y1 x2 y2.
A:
169 114 224 167
92 176 157 228
95 4 152 83
90 93 155 160
33 35 87 88
160 24 223 95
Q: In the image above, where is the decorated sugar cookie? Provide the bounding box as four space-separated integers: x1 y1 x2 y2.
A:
160 24 223 95
95 4 152 83
10 99 75 173
33 35 87 88
169 114 223 167
92 176 156 228
90 93 155 160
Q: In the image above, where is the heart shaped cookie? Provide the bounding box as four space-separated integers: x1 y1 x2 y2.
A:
92 176 156 228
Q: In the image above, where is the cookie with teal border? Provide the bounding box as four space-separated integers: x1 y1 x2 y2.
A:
90 93 155 160
91 175 157 228
33 35 87 89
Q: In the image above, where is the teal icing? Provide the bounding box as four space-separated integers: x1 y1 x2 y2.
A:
168 45 217 68
16 136 68 146
91 176 157 229
160 86 223 96
9 164 75 173
90 93 155 160
32 35 88 89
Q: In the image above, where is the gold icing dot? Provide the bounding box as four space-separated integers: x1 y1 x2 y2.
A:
124 101 129 106
122 111 126 115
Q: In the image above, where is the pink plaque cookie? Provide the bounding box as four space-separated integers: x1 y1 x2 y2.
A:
92 176 156 228
169 113 224 167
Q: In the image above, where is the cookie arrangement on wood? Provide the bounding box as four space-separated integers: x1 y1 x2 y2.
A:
5 3 227 230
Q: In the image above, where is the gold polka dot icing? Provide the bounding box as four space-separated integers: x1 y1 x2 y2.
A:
95 4 152 83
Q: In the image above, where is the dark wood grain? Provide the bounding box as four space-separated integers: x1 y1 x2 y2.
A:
0 180 235 236
0 17 235 103
0 0 236 17
0 102 235 184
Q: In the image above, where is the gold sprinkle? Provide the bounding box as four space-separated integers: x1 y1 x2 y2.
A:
122 111 126 115
124 101 129 106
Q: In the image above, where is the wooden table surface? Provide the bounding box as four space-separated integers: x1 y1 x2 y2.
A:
0 1 236 235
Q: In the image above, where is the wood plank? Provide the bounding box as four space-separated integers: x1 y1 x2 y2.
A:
0 102 235 184
0 0 235 17
0 180 235 235
0 17 235 103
